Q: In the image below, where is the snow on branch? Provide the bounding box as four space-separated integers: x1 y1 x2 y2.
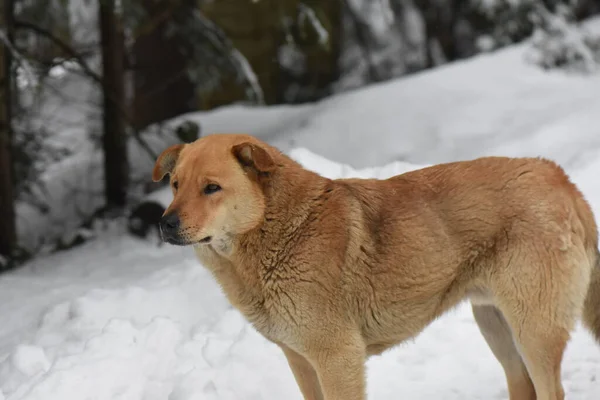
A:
13 21 103 87
229 48 265 106
525 3 600 73
345 0 395 39
298 3 329 46
0 29 37 88
170 10 264 104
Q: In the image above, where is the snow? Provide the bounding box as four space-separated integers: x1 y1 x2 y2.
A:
3 17 600 400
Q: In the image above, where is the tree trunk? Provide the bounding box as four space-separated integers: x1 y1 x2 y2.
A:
420 0 461 67
0 0 17 267
99 0 129 209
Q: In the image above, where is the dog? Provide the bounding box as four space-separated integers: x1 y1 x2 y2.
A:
152 133 600 400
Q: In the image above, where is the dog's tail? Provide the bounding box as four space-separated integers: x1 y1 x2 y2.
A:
584 252 600 343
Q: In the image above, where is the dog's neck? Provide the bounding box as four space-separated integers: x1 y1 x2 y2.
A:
249 167 327 245
192 165 331 333
202 165 329 267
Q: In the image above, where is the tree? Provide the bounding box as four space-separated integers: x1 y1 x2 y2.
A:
0 0 17 268
131 0 196 129
99 0 129 209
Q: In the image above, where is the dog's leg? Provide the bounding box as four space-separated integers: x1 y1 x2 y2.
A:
472 305 536 400
280 345 324 400
307 334 366 400
507 321 568 400
492 254 588 400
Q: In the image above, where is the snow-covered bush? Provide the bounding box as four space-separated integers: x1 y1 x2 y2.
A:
165 9 264 105
525 4 600 73
276 2 334 103
471 0 540 50
335 0 427 92
12 120 71 213
468 0 595 53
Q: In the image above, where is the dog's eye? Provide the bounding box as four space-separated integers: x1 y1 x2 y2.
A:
172 181 179 191
204 184 221 195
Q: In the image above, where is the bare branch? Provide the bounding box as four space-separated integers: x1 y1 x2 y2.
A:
14 20 104 86
14 20 159 161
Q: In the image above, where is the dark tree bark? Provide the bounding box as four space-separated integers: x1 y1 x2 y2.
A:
131 0 195 130
420 0 465 67
0 0 17 266
99 0 129 209
574 0 600 21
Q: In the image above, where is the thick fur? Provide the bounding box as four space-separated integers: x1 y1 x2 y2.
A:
154 134 600 400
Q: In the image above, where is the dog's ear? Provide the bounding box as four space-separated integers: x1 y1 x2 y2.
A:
232 142 275 173
152 144 184 182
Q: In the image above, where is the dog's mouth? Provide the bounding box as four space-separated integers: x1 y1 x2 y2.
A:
160 228 212 246
164 235 212 246
198 236 212 244
163 236 188 246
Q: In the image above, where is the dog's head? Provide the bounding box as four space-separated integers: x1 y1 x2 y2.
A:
152 134 276 247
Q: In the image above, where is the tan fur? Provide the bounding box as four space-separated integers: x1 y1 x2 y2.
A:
153 133 600 400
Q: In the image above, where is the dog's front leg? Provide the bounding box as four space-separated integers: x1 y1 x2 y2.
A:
306 335 367 400
280 345 324 400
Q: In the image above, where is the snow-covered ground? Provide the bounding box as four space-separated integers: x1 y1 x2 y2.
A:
2 20 600 400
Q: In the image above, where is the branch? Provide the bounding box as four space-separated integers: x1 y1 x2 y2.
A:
132 1 180 39
0 28 37 86
14 20 104 86
14 20 159 161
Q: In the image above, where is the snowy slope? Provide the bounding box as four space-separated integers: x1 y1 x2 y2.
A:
2 18 600 400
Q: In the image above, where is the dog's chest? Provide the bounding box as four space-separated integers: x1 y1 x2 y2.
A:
193 246 293 343
216 273 294 344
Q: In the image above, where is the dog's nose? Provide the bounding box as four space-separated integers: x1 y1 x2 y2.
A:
160 212 180 235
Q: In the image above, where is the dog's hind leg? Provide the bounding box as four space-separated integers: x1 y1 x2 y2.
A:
491 250 592 400
501 311 569 400
472 305 536 400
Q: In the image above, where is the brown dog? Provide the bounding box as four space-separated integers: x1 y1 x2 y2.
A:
153 133 600 400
